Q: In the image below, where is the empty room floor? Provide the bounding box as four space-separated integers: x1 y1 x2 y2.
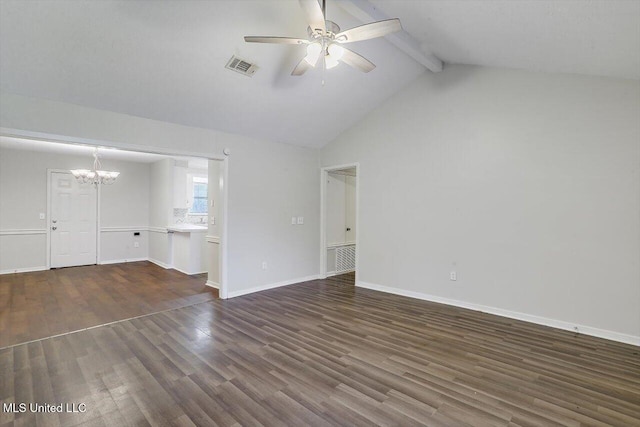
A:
0 261 217 348
1 273 638 426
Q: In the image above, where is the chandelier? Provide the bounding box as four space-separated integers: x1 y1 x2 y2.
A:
70 148 120 185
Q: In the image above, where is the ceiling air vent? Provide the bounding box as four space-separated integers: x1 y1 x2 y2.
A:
225 56 259 77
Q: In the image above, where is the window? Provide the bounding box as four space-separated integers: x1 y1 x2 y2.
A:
190 179 208 214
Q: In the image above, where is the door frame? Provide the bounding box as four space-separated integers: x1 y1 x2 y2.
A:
319 162 360 280
4 127 229 299
46 169 101 269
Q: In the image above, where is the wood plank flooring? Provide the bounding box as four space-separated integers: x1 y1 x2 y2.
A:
0 262 216 348
1 272 639 426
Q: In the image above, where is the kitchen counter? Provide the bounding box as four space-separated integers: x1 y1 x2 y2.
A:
167 224 207 233
168 224 207 274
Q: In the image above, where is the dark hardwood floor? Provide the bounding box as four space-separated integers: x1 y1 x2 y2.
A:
1 272 639 426
0 261 216 348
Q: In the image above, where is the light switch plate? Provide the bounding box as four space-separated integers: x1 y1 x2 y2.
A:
39 213 45 220
211 217 216 225
297 216 304 225
134 242 140 248
291 216 297 225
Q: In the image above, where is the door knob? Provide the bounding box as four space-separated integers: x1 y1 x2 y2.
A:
52 220 57 223
346 228 351 231
51 226 57 231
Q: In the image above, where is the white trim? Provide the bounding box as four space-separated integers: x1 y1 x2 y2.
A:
356 281 640 346
327 241 356 248
96 183 102 265
100 226 149 233
206 235 220 244
99 257 148 265
0 266 48 275
227 275 320 299
148 258 172 269
0 229 47 236
320 163 360 281
205 280 220 289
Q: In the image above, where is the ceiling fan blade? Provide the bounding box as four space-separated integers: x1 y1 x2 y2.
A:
244 36 309 45
340 47 376 73
335 19 401 43
298 0 326 34
291 57 313 76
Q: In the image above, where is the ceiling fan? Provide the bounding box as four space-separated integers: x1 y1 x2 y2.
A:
244 0 402 76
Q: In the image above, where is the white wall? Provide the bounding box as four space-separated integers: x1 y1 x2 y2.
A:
206 160 223 287
321 65 640 344
1 92 320 295
147 158 175 267
0 147 150 271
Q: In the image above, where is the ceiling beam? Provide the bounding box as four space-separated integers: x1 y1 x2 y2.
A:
335 0 443 72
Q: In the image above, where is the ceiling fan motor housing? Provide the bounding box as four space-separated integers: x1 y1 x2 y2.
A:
308 20 341 39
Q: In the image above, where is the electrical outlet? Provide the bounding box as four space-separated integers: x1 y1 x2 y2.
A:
134 242 139 248
450 271 457 281
297 216 304 225
291 216 297 225
262 261 268 270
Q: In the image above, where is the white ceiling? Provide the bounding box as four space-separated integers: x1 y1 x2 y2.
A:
0 0 424 149
373 0 640 80
1 1 638 150
0 136 209 168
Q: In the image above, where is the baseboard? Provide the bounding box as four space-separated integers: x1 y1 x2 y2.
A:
99 257 148 265
0 266 48 275
148 258 172 269
356 281 640 346
205 280 219 289
227 274 321 299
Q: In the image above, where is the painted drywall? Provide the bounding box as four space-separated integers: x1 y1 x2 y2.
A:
206 160 223 287
0 147 150 271
1 92 320 294
149 159 174 228
321 65 640 342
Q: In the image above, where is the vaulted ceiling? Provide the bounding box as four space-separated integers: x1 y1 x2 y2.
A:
1 1 638 149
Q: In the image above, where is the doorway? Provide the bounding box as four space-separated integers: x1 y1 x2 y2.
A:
320 163 359 280
1 132 229 300
48 170 98 268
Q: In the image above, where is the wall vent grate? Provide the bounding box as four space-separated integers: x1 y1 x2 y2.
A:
335 245 355 273
225 55 259 77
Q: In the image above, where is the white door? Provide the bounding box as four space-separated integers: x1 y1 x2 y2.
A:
50 172 97 268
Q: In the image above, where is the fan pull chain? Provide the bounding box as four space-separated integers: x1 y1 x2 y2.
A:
322 39 326 86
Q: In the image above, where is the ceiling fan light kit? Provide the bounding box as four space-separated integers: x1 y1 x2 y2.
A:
244 0 402 76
